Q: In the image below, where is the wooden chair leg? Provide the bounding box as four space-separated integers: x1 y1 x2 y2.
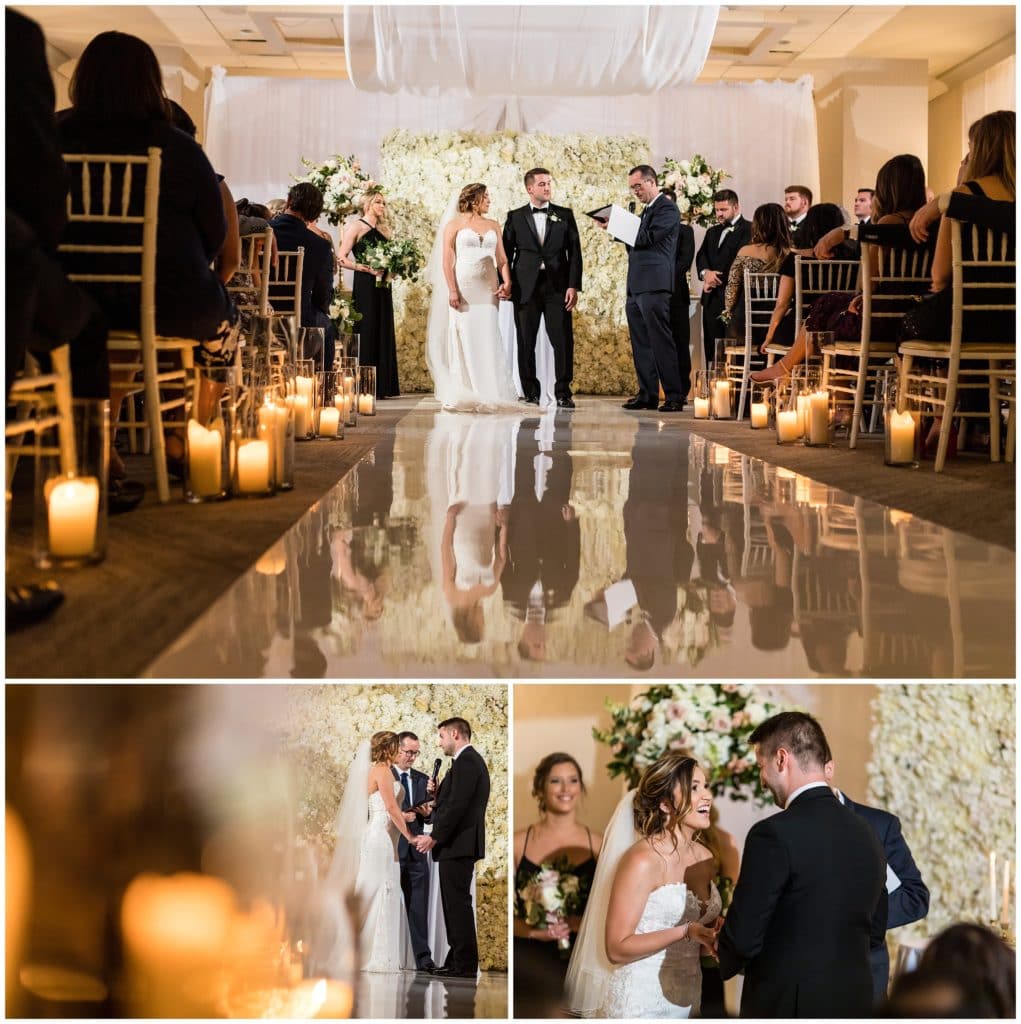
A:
988 361 1002 464
935 363 960 473
850 357 868 449
51 346 78 475
1005 396 1016 463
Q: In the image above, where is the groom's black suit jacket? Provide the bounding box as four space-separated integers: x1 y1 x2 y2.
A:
503 203 583 305
717 785 887 1019
429 745 490 862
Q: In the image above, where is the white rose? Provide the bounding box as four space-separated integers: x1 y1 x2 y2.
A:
678 196 691 214
679 160 690 173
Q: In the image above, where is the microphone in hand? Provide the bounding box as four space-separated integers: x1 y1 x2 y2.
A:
431 758 442 782
628 201 636 214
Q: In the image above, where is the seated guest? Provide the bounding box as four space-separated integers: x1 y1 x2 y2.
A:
56 30 240 470
752 154 932 382
269 182 336 367
783 184 813 248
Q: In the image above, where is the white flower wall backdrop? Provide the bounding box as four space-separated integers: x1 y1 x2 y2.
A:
282 684 509 969
867 684 1016 937
377 130 651 394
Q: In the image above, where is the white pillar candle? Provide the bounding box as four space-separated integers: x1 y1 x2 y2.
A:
990 851 998 922
318 407 340 437
795 394 810 437
295 375 314 403
48 476 100 557
187 420 223 497
889 410 916 463
358 393 375 415
808 390 830 444
693 397 710 419
272 403 289 480
750 402 768 428
1001 857 1011 926
776 410 800 442
713 380 731 418
292 395 310 437
237 440 270 494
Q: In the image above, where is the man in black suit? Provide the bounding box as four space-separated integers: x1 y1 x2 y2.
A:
825 759 930 1002
696 189 751 368
392 731 437 973
268 182 335 367
600 164 683 412
716 711 887 1018
503 168 583 409
854 188 875 224
784 184 813 248
661 189 696 399
414 717 490 978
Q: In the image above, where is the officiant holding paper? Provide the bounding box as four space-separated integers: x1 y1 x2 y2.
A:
595 165 684 411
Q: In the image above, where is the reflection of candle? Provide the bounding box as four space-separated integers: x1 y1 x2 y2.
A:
990 851 998 922
808 390 830 443
319 407 340 437
750 402 768 428
237 441 270 494
776 410 800 442
713 380 731 418
889 410 916 463
48 476 100 557
358 393 375 415
187 420 223 497
1001 857 1011 926
292 396 310 437
693 397 709 419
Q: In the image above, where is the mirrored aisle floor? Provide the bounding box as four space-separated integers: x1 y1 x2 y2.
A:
146 400 1015 678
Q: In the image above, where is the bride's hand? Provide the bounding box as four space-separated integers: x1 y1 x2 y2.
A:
685 921 717 954
449 289 462 310
496 282 511 300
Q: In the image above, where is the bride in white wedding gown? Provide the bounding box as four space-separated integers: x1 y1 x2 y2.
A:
315 732 415 976
426 183 521 412
565 755 722 1018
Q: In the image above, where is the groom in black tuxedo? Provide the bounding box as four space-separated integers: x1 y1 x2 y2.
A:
716 712 887 1018
413 717 490 978
392 731 437 972
503 168 583 409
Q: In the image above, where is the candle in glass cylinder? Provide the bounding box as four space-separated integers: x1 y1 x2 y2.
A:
237 441 270 494
795 394 810 437
889 410 916 463
187 420 223 496
292 396 310 437
358 393 375 415
713 380 731 418
318 407 340 437
776 410 800 443
693 397 709 419
750 402 768 428
47 476 100 557
295 375 314 404
807 390 830 444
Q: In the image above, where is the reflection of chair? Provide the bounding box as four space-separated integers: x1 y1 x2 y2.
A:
818 502 858 551
61 149 198 502
724 270 777 419
899 213 1016 472
823 242 933 448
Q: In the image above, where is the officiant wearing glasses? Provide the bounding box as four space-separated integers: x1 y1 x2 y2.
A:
503 168 584 409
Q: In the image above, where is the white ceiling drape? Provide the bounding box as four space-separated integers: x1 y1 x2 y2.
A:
342 5 719 96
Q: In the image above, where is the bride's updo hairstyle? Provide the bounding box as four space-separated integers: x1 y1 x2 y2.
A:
633 754 699 850
371 730 399 764
458 183 488 214
532 752 586 813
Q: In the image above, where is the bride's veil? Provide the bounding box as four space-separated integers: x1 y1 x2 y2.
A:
425 190 462 408
563 788 641 1016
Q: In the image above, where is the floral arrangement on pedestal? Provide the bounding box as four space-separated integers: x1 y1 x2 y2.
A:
329 288 362 336
296 154 377 225
282 684 509 970
867 684 1015 938
378 129 651 393
659 155 730 227
593 684 781 800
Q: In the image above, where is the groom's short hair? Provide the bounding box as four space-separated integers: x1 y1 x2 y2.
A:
397 731 419 746
438 717 472 741
629 164 658 182
749 711 831 770
524 167 551 187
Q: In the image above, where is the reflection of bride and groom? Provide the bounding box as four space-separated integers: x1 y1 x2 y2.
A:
315 718 490 983
562 711 889 1018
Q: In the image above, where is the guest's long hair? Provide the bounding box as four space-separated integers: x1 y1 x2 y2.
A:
633 754 706 855
797 202 847 249
967 110 1016 197
458 183 488 214
70 31 170 124
749 203 792 270
873 154 927 219
917 923 1015 1018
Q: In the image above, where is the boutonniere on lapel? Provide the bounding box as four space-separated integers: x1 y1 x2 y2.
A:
548 212 562 224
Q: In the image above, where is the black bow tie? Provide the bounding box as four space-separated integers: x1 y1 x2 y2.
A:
531 207 548 214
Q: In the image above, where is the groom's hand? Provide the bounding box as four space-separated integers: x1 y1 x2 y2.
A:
413 835 436 853
564 287 578 312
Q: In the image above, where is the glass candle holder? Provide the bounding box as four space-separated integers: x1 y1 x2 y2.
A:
290 359 316 440
749 382 772 430
231 384 276 498
341 333 360 367
34 398 110 568
315 371 345 440
258 382 294 490
692 370 710 420
184 367 235 504
773 377 802 445
709 367 734 420
803 385 835 447
338 357 358 428
882 371 920 467
791 366 820 439
358 365 377 417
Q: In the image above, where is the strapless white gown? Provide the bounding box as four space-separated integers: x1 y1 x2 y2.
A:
433 228 519 412
600 882 722 1018
357 783 413 973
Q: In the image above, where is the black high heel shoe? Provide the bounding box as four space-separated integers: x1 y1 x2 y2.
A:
6 580 64 631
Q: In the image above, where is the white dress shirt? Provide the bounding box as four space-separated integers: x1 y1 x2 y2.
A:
785 779 830 808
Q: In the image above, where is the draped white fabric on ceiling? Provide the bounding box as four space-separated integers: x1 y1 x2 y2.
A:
205 73 820 218
342 5 719 96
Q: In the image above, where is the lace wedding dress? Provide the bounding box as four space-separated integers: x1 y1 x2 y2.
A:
600 881 722 1018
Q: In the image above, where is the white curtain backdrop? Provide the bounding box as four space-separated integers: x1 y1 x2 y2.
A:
343 5 718 96
961 54 1016 147
206 73 820 219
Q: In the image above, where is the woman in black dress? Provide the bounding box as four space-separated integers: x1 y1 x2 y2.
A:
513 753 602 1018
338 190 400 397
